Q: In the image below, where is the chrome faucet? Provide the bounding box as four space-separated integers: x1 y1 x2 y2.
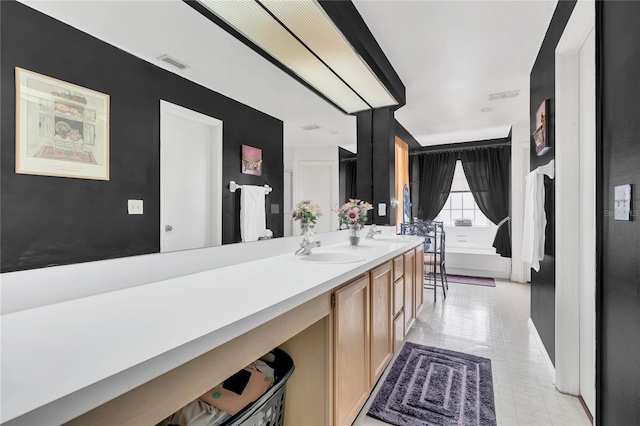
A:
365 225 382 239
295 234 321 256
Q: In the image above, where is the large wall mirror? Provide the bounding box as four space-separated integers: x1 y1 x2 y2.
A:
0 1 355 272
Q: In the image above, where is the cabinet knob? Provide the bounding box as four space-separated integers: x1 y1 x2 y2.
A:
165 225 173 232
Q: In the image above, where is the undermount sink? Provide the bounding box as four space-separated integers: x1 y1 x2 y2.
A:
288 252 366 264
372 236 411 243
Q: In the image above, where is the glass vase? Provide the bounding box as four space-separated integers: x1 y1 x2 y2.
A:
300 220 310 236
349 224 361 246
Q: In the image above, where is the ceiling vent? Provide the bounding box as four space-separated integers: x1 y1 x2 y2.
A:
489 90 520 101
301 124 321 131
157 54 190 70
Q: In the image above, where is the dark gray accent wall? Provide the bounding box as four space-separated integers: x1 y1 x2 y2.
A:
528 0 576 366
1 1 284 273
598 2 640 424
356 108 396 226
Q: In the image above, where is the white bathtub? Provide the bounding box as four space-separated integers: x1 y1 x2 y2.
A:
444 246 511 279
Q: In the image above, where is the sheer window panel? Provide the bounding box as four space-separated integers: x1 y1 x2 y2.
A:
450 193 463 209
474 211 488 226
451 209 463 221
462 192 475 209
442 194 451 210
441 210 452 225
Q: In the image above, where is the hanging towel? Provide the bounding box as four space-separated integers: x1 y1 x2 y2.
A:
522 160 554 272
240 185 267 242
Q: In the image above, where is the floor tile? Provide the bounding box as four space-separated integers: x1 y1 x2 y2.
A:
352 280 591 426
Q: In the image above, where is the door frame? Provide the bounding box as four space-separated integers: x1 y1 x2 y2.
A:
159 100 223 251
554 0 596 406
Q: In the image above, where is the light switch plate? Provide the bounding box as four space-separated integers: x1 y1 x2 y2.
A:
614 184 631 221
128 199 143 215
378 203 387 217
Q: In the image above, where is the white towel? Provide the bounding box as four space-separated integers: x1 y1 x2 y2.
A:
240 185 267 242
522 161 555 272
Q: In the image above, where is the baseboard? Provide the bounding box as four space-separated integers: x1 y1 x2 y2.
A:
578 395 594 425
528 318 556 384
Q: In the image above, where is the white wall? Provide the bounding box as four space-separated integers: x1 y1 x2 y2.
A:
510 82 531 283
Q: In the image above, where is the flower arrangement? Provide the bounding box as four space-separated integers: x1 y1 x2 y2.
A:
333 199 373 229
291 200 321 224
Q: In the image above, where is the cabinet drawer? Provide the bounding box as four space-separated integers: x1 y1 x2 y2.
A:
393 278 404 316
393 256 404 281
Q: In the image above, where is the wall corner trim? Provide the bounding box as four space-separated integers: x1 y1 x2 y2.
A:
528 317 556 384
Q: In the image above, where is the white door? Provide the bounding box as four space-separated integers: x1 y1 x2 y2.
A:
160 101 222 252
578 28 596 415
298 162 335 234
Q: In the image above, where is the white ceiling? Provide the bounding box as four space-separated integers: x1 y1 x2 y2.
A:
354 0 557 146
20 0 557 151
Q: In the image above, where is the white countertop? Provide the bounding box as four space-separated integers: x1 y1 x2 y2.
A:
0 236 421 425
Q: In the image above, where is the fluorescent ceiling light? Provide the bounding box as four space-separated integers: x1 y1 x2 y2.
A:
195 0 398 114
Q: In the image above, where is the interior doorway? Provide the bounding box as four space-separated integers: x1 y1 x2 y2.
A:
555 0 596 418
160 100 223 252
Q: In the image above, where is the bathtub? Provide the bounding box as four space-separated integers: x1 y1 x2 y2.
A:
444 246 511 279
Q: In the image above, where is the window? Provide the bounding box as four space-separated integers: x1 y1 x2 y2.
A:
434 160 489 226
435 191 488 226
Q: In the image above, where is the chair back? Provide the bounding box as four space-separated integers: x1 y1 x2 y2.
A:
400 220 445 255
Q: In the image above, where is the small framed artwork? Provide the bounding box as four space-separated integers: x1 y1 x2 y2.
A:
15 67 110 180
241 144 262 176
533 99 550 156
614 184 632 221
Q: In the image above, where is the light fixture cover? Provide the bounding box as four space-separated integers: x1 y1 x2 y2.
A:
195 0 397 114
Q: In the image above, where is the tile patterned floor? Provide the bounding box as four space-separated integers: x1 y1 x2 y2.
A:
353 280 591 426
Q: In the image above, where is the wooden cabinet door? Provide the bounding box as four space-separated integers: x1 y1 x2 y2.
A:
334 275 370 426
403 250 416 333
370 262 393 385
393 255 404 281
393 312 405 352
393 277 404 317
414 245 424 315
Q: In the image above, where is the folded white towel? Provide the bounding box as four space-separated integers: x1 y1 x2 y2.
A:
240 186 267 242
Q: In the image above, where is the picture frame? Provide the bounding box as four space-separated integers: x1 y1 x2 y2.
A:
533 99 550 156
241 144 262 176
15 67 110 180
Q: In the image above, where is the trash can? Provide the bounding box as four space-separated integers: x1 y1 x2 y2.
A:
221 348 295 426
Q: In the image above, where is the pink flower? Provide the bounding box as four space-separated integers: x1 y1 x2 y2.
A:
347 209 359 220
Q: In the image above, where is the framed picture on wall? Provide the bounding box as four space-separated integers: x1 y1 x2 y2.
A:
15 67 110 180
241 144 262 176
533 99 550 156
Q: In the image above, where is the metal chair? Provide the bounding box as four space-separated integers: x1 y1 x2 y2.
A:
400 220 448 302
423 221 448 302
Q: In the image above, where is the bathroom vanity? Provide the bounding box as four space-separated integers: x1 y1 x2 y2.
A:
1 233 425 426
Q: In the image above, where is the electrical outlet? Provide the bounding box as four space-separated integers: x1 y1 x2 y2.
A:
128 199 143 215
